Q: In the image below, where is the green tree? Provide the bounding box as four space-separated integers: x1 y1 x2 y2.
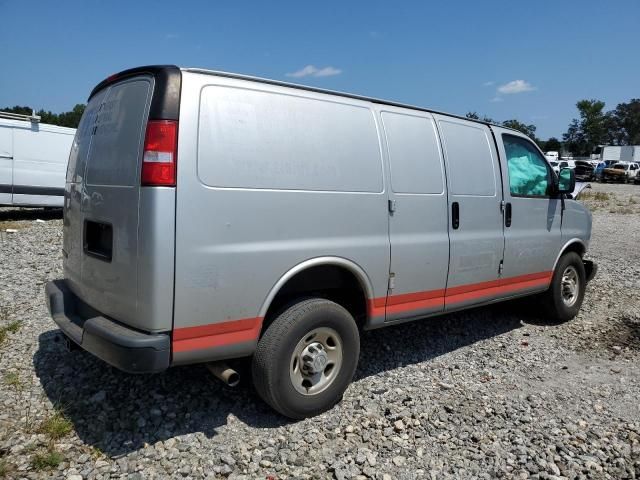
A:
542 137 562 152
56 104 85 128
563 100 608 155
502 119 537 141
562 118 587 156
466 112 496 123
2 104 85 128
612 99 640 145
466 112 540 145
2 105 34 116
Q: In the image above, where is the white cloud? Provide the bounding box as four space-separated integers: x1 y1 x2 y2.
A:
497 79 536 94
165 33 180 40
286 65 342 78
483 81 495 87
490 96 504 103
315 66 342 77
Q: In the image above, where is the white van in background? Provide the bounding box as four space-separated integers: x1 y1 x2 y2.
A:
0 111 75 207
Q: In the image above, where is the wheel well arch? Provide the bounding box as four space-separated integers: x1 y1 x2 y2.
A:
258 257 374 335
552 239 586 272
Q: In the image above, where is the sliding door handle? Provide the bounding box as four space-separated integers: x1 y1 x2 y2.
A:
452 202 460 229
505 202 512 227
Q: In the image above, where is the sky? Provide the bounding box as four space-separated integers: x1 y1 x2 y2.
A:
1 0 638 139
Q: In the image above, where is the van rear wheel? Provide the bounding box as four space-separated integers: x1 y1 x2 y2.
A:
542 252 586 322
252 298 360 419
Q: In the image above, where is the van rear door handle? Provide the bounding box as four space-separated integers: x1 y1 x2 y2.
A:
505 202 512 227
452 202 460 229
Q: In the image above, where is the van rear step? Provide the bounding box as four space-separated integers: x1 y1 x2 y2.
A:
45 280 170 373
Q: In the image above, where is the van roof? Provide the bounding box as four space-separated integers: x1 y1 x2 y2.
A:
184 67 513 130
91 65 524 135
0 116 76 134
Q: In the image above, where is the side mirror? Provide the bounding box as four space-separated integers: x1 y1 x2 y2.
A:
557 168 575 194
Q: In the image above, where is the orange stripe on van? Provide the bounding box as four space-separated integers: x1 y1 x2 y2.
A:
172 317 262 353
172 271 552 353
444 271 551 297
445 273 551 304
377 271 552 316
368 297 387 317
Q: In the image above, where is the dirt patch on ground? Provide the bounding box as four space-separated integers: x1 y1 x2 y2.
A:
579 184 640 214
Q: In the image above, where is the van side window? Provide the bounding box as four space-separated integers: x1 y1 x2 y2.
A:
439 121 496 196
198 86 383 192
503 134 550 197
381 112 444 194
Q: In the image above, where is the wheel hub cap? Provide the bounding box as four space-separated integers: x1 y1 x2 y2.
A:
290 327 343 396
561 265 579 307
302 342 328 374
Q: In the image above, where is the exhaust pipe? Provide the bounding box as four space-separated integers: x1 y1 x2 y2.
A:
206 362 240 387
57 334 79 352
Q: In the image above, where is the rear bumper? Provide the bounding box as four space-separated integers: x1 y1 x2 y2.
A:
45 280 170 373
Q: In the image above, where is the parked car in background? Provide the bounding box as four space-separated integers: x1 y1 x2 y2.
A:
602 162 640 183
594 160 617 181
545 151 559 162
0 111 75 207
574 160 596 181
45 65 596 419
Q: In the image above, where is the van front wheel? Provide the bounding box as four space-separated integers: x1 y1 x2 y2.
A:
542 252 586 322
252 298 360 419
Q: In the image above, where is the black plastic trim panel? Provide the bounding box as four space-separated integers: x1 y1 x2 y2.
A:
89 65 182 121
0 184 64 196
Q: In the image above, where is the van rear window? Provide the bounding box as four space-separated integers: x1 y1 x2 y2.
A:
85 79 152 186
66 89 107 183
197 86 383 192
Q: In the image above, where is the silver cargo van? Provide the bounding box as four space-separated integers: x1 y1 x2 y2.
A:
46 65 596 419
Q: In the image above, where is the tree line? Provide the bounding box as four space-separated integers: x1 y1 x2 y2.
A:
1 104 86 129
468 98 640 157
3 97 639 158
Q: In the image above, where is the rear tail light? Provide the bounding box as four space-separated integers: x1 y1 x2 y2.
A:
141 120 178 186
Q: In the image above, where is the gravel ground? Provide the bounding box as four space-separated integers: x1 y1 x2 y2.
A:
0 183 639 479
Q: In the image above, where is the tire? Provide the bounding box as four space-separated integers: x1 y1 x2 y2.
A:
252 298 360 419
541 252 586 322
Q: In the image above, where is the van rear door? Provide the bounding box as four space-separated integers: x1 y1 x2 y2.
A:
65 77 153 330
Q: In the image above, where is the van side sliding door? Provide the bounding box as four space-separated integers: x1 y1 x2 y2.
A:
434 116 505 310
379 108 449 323
492 128 562 293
